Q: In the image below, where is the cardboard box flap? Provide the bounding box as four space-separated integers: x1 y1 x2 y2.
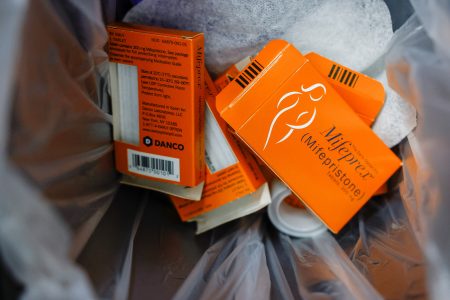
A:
216 40 308 130
306 52 385 124
193 183 271 234
122 175 204 201
109 22 203 39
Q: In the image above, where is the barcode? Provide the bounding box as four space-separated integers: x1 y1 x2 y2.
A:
328 64 359 88
127 149 180 182
234 60 264 89
131 154 174 174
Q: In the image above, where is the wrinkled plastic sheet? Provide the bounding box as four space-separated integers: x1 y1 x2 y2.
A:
388 1 450 297
1 0 118 299
8 0 118 241
118 187 424 300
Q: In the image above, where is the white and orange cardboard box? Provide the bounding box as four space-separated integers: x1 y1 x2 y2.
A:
108 23 206 200
216 53 390 196
171 72 270 233
216 40 401 233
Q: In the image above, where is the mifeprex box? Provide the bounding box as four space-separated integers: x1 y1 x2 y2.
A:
108 23 205 199
216 40 401 232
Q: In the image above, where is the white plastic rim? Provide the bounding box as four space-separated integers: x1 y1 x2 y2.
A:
268 180 327 238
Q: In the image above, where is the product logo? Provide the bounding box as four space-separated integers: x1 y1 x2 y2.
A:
263 83 326 150
143 136 184 151
143 136 153 146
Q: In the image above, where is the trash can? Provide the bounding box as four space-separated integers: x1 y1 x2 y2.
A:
1 0 449 299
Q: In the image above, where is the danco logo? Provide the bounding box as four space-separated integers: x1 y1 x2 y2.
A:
263 83 326 150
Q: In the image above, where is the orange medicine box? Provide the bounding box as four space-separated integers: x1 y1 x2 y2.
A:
216 54 389 195
216 40 401 233
108 23 205 198
171 72 268 230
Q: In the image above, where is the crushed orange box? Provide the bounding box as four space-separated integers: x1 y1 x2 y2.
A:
171 72 269 233
216 40 401 233
108 23 205 199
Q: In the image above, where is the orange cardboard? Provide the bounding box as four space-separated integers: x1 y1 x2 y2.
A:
216 53 385 125
215 64 240 92
306 52 385 125
216 54 389 195
108 23 205 188
171 72 265 221
216 40 401 233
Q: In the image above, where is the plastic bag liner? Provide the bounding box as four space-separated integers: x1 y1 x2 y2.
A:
387 1 450 297
172 215 383 300
2 0 450 299
7 0 119 257
163 193 424 300
1 0 118 298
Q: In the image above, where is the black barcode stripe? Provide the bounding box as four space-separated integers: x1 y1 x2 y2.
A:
348 73 357 87
151 156 155 169
248 65 258 76
244 69 255 79
344 71 352 85
252 61 262 72
142 156 150 168
131 154 174 175
352 75 360 87
235 78 246 88
328 64 336 78
239 75 249 85
133 154 139 167
242 72 252 82
254 60 264 70
333 66 341 79
340 70 348 83
167 161 173 174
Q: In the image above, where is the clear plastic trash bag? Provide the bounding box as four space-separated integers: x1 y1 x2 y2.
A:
167 193 424 300
387 1 450 297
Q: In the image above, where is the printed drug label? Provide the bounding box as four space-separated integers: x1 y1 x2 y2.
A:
108 23 205 192
216 40 401 233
